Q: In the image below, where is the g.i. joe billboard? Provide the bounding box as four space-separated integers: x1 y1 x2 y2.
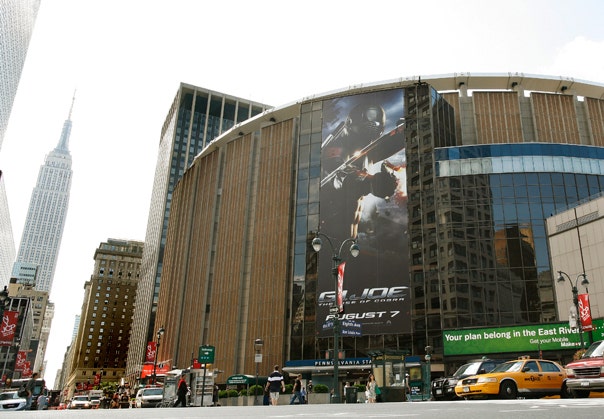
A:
316 89 411 336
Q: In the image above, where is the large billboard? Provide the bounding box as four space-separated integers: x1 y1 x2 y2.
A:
317 89 410 336
443 320 604 356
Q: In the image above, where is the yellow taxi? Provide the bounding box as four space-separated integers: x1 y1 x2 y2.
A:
454 357 569 399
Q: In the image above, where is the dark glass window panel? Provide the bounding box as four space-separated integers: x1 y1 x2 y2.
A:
236 104 250 123
516 204 531 222
502 203 518 221
500 187 515 199
551 173 564 185
526 173 539 185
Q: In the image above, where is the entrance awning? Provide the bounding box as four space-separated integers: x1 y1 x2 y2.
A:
283 364 372 375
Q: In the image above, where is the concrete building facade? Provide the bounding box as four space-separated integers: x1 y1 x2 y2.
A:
63 239 143 399
151 74 604 390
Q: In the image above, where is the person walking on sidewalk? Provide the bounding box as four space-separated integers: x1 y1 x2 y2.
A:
173 377 188 407
265 365 285 406
290 374 303 404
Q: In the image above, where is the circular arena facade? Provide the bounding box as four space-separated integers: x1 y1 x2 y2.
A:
153 73 604 388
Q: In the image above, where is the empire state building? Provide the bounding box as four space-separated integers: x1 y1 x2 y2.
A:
16 99 74 293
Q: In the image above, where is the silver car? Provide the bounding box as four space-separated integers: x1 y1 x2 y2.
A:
0 391 27 411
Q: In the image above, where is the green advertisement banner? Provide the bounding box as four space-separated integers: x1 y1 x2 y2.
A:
443 319 604 356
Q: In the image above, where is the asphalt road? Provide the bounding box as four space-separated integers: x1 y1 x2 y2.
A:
13 399 604 418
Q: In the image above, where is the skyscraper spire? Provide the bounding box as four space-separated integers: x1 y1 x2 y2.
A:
17 96 74 293
55 91 75 153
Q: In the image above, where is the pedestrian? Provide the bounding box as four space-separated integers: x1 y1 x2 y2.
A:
301 387 307 404
265 365 285 406
173 377 188 407
307 379 313 394
111 393 120 408
289 374 303 405
36 390 48 410
24 372 39 410
212 384 219 406
366 374 377 403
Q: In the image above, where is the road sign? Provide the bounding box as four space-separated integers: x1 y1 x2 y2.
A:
198 345 215 364
322 320 335 330
341 320 362 336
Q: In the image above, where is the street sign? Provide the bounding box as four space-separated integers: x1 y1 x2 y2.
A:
198 345 215 364
322 320 335 330
341 320 362 336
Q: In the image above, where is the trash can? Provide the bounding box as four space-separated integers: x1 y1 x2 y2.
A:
345 387 358 403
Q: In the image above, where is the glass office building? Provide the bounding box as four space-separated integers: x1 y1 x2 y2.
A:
125 84 270 382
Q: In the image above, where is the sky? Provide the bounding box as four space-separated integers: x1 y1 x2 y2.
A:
0 0 603 389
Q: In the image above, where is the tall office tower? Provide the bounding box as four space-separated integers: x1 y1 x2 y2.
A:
64 239 143 398
0 172 14 287
125 84 271 381
16 98 74 293
0 0 41 151
0 0 41 287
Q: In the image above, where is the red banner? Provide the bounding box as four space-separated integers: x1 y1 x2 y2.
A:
14 351 27 371
578 293 593 331
337 262 345 313
21 361 31 378
146 341 156 363
140 363 170 378
0 311 19 346
94 374 100 385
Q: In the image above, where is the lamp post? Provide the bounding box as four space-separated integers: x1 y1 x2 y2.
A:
152 326 165 385
312 232 360 404
254 338 263 405
557 271 589 348
424 346 432 401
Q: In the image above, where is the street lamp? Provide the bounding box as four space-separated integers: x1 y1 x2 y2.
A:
557 271 589 348
254 338 263 405
312 232 360 404
152 326 165 385
424 346 433 401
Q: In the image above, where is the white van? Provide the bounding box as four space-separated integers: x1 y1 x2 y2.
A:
135 387 164 408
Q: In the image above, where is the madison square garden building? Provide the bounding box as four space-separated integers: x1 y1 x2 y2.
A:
152 74 604 385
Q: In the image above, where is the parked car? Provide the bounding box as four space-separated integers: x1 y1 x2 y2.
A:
68 395 91 409
0 391 27 411
565 340 604 398
89 389 103 408
135 387 164 408
89 396 101 408
431 358 505 400
455 357 569 399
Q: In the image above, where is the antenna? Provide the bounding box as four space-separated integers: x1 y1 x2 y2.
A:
68 89 77 119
